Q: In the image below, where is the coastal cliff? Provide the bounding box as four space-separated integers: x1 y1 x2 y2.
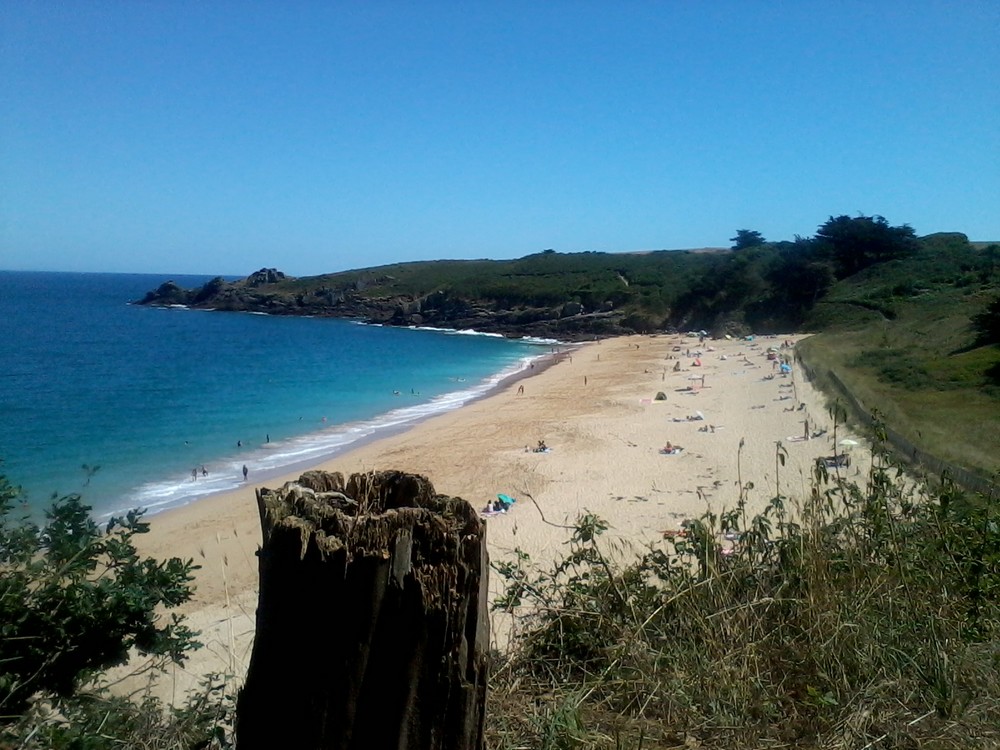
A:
135 227 997 343
135 265 644 340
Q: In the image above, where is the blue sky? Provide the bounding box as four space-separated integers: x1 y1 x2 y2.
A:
1 1 997 276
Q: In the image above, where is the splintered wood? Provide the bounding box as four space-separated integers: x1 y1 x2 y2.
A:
236 470 489 750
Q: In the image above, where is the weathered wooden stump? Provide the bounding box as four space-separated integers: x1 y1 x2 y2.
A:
235 470 489 750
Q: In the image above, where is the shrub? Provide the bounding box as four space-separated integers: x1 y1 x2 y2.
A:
488 429 1000 748
0 474 200 720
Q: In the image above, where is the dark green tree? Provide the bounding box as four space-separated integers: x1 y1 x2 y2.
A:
814 215 919 279
730 229 767 251
972 296 1000 345
0 474 200 719
762 239 835 321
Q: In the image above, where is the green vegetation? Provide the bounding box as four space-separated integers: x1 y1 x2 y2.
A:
0 474 233 747
3 676 235 749
309 215 919 326
730 228 767 250
796 231 1000 480
487 431 1000 748
237 215 992 342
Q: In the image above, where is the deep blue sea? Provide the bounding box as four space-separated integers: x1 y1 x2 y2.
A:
0 271 549 521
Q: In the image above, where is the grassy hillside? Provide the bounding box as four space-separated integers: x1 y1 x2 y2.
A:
277 248 725 324
799 233 1000 479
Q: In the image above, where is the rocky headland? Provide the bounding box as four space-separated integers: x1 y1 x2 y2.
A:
135 267 639 341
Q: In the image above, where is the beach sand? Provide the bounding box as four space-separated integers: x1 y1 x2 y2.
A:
112 333 868 702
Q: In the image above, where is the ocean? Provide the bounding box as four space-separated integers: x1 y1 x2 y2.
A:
0 271 550 521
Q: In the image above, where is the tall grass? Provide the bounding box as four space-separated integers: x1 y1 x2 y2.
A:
487 423 1000 749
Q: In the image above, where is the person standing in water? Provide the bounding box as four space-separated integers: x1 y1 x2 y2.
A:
242 464 249 481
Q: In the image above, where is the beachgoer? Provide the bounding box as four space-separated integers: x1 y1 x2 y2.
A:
201 465 208 476
517 384 524 395
192 468 198 481
237 440 242 448
242 464 248 481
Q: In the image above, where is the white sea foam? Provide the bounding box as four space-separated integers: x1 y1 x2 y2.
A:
103 353 544 521
520 335 563 345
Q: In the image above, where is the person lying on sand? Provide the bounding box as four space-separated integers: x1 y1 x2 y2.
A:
659 442 684 455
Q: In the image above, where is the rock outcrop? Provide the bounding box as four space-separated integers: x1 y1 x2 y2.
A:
135 268 642 340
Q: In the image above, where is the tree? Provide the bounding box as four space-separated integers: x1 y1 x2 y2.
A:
814 215 919 279
730 229 766 251
972 296 1000 345
763 239 835 319
0 474 200 718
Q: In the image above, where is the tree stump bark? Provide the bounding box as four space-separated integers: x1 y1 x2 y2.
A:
235 470 489 750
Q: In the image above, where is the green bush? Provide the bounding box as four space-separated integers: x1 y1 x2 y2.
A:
2 673 236 749
0 474 200 720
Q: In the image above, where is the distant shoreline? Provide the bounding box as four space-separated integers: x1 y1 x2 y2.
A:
127 343 579 520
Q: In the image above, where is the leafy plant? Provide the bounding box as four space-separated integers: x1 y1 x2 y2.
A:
0 474 200 720
1 672 236 749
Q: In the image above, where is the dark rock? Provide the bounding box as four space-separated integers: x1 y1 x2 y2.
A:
246 268 286 287
136 267 642 341
560 301 583 318
138 281 190 305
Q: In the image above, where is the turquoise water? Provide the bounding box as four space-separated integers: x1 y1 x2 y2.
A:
0 271 549 520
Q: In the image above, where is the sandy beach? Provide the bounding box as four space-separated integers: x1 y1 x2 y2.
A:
114 333 868 702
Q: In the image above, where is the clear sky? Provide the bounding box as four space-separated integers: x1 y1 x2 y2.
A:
1 1 997 277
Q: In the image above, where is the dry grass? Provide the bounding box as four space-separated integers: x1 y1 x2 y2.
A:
484 432 1000 749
